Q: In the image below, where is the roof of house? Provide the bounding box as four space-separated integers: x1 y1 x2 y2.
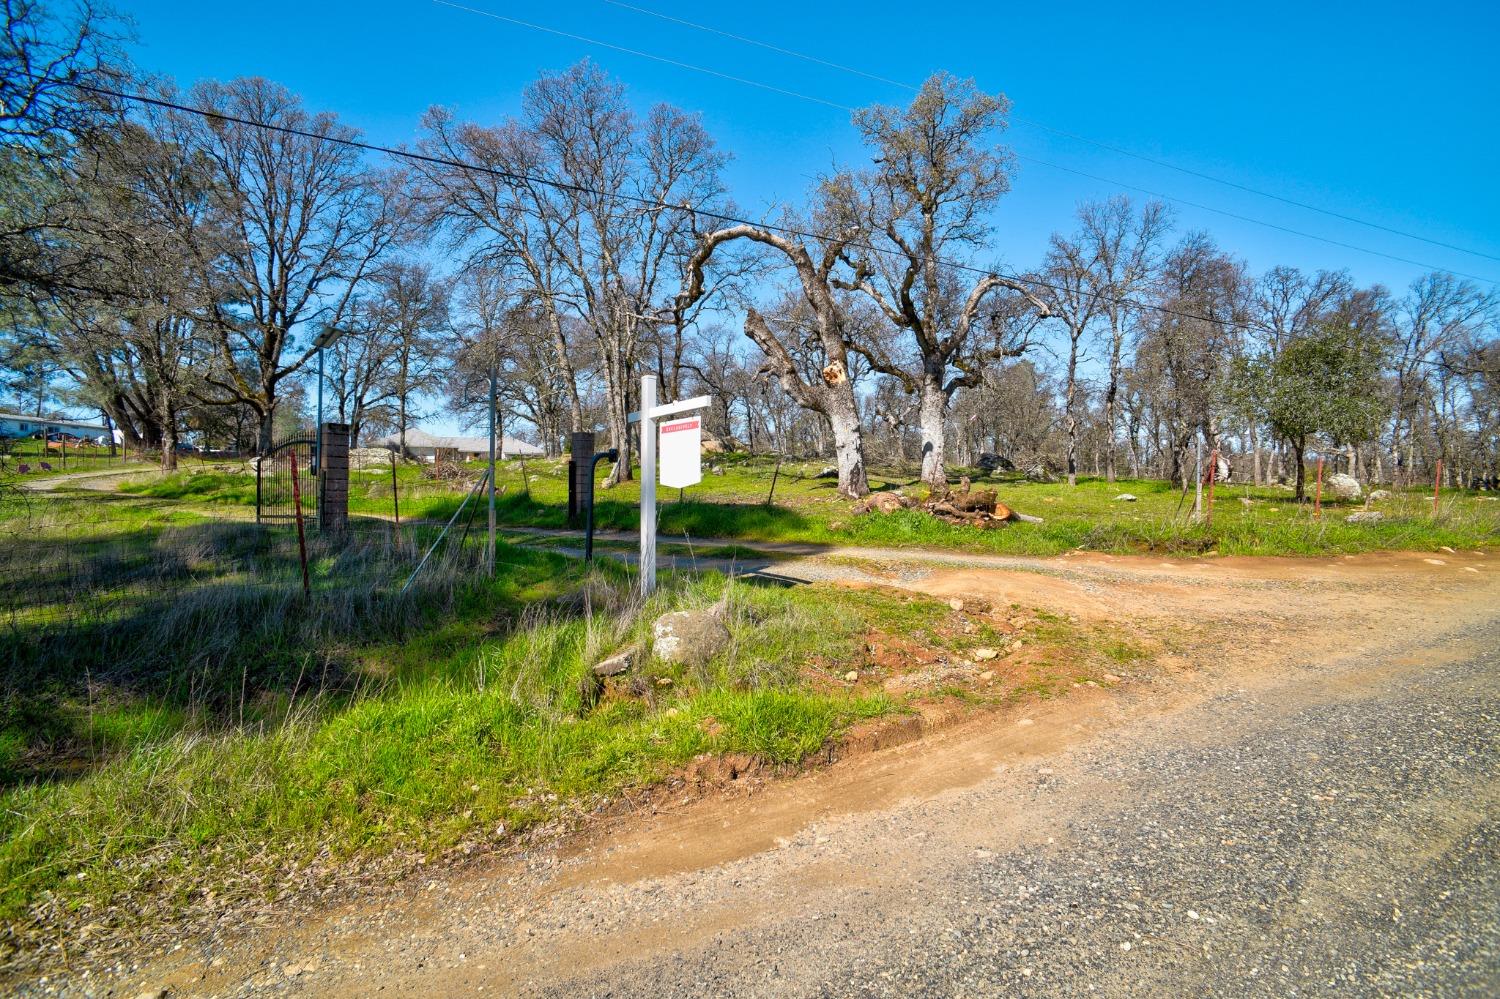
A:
373 429 544 455
0 412 108 431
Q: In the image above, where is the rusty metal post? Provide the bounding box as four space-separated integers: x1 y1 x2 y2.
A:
290 452 312 598
1433 459 1443 516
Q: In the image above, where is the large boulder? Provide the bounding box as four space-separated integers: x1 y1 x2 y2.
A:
653 608 730 667
1368 489 1392 501
1323 472 1362 501
976 452 1015 473
1024 464 1056 483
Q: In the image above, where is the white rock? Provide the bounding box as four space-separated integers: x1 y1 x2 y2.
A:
972 648 998 661
1323 472 1362 501
1345 511 1384 524
1114 493 1138 502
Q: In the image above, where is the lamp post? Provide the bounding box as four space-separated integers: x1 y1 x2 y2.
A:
312 326 344 473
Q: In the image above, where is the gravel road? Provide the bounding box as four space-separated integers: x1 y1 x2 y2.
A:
527 641 1498 998
49 550 1500 998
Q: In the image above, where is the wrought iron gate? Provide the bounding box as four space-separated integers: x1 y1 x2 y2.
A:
256 434 317 525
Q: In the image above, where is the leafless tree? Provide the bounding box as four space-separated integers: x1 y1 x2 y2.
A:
828 73 1051 487
1075 197 1171 482
1388 273 1495 484
417 61 728 484
1040 231 1103 486
154 77 409 453
679 221 872 497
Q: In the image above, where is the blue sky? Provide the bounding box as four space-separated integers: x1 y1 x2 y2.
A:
119 0 1500 432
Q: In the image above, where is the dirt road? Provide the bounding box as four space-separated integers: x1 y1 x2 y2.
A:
89 548 1500 997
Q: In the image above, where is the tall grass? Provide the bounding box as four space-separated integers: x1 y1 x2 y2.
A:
0 493 894 945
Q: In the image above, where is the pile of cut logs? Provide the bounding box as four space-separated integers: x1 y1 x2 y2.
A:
852 477 1043 527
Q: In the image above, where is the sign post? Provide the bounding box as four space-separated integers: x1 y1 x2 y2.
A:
628 375 710 596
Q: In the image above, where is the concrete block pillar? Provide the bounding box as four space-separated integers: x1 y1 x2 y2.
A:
319 422 350 534
568 431 595 527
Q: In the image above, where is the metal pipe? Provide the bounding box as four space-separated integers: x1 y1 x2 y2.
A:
584 448 620 565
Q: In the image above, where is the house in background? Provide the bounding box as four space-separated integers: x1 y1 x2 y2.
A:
373 428 544 462
0 412 115 442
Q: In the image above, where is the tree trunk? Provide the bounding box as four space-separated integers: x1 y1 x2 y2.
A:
1064 336 1081 487
1293 437 1306 501
829 398 869 499
258 408 276 457
917 372 948 488
603 350 633 486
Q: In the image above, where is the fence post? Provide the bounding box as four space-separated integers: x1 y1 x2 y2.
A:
569 432 595 528
1433 459 1443 516
1314 457 1324 517
317 422 349 536
290 452 312 598
390 449 400 527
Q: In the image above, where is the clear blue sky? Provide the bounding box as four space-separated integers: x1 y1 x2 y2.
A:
119 1 1500 432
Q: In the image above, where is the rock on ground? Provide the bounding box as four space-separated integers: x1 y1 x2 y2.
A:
1324 471 1362 501
593 647 638 677
1346 511 1385 524
652 609 730 667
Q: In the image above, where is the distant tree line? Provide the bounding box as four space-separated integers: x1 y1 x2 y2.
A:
1 2 1495 487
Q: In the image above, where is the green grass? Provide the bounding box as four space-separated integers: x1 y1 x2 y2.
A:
118 454 1500 558
0 492 904 939
0 438 158 482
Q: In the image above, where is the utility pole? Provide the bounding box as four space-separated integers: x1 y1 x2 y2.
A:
639 374 657 596
487 355 497 577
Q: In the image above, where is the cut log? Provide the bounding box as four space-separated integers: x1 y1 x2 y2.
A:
951 488 997 513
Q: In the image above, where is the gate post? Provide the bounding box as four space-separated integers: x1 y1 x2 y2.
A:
569 431 595 527
319 422 350 534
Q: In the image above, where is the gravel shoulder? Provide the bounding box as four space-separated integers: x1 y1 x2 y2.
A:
38 548 1500 997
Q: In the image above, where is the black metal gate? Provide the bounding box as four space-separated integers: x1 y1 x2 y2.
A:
256 434 317 525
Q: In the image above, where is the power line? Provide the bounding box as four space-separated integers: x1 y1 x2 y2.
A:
1021 156 1498 284
434 2 1495 284
601 0 1500 266
430 1 846 111
50 76 1477 359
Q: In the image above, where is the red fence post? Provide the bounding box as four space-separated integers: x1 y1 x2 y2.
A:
1433 459 1443 517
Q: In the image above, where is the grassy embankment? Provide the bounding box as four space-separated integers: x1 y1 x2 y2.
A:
118 451 1500 557
0 485 1132 956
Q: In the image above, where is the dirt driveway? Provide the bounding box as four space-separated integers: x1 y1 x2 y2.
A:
79 548 1500 997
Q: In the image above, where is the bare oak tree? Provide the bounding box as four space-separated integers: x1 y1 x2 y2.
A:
160 77 407 452
829 73 1050 487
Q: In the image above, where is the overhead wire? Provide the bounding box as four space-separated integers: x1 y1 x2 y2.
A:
601 0 1500 265
44 75 1478 360
430 2 1494 283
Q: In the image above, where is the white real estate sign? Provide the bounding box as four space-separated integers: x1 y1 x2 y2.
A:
628 376 711 595
658 416 702 489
